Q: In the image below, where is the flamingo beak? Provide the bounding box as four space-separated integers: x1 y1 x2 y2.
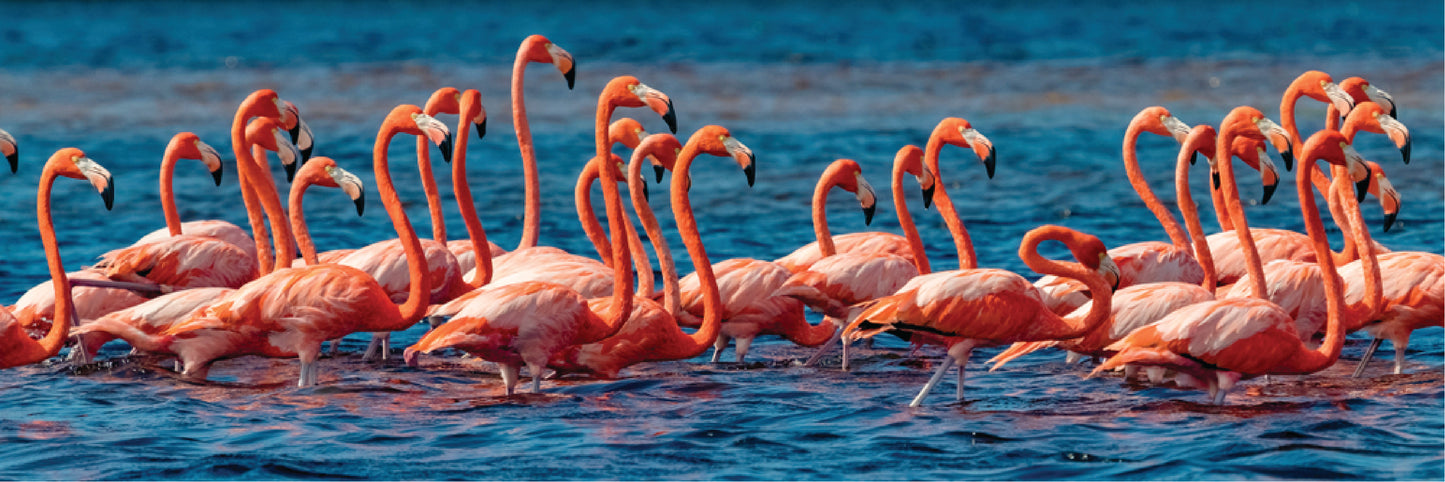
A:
1257 117 1293 171
641 178 650 203
922 184 935 210
475 119 487 140
661 99 678 134
296 118 315 163
1 129 16 173
653 164 667 184
211 168 224 186
1355 178 1369 203
6 152 14 174
564 66 576 90
723 136 755 187
75 157 115 211
330 166 366 217
962 128 995 179
743 160 756 187
1211 170 1221 190
862 203 876 226
1383 211 1397 232
353 192 366 216
983 145 996 179
1262 181 1278 205
439 134 454 164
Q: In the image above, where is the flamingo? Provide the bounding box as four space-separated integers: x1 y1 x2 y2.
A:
1343 251 1443 376
990 123 1223 372
0 127 16 173
511 34 579 251
549 129 749 377
844 225 1120 407
1033 107 1204 315
773 157 920 361
131 132 254 260
1 148 114 369
1091 128 1380 405
94 105 449 386
413 86 506 277
404 76 672 394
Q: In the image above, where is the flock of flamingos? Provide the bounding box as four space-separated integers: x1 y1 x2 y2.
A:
0 35 1440 407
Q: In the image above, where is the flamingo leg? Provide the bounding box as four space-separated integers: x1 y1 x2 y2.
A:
379 334 391 360
362 333 385 361
710 335 730 364
528 362 543 393
298 346 321 388
1393 339 1408 375
500 364 520 396
909 356 955 407
802 328 842 368
1123 365 1139 381
1064 351 1083 364
1145 366 1166 384
734 336 754 364
951 343 975 404
1352 338 1383 378
841 334 851 372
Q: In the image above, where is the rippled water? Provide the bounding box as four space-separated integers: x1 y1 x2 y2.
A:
1 1 1442 480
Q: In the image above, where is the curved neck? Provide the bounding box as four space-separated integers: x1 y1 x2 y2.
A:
514 49 541 250
451 114 492 287
1123 124 1190 249
576 160 654 294
1208 169 1234 231
1176 151 1216 292
375 123 430 324
159 142 184 236
924 137 977 269
1019 231 1112 338
1281 155 1350 373
1325 104 1343 131
628 148 680 315
416 133 447 243
892 150 930 274
594 99 633 331
811 172 839 258
1313 165 1358 263
1329 173 1383 315
1281 88 1307 149
288 176 318 266
1216 129 1268 298
231 109 274 274
668 144 721 356
250 144 295 270
32 165 73 359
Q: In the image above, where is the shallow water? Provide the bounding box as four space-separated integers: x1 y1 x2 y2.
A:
1 1 1442 480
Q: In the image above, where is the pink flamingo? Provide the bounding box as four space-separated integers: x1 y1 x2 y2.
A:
1 148 114 369
98 105 449 386
413 87 506 277
1033 107 1203 315
131 132 253 260
990 123 1223 372
1343 250 1443 376
404 76 670 394
844 225 1120 407
549 128 747 377
512 34 580 251
1091 127 1380 405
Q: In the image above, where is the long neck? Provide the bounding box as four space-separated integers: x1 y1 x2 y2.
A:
231 110 274 273
1279 156 1349 373
1281 88 1307 149
452 116 492 287
575 161 654 294
1313 166 1358 263
32 166 72 359
416 133 447 242
1208 168 1234 231
594 101 632 333
375 124 430 325
811 172 838 258
1217 129 1268 298
1325 104 1343 131
1176 152 1216 292
924 137 977 269
1123 125 1189 249
159 144 184 236
667 146 721 357
1019 233 1111 338
628 151 680 315
514 50 541 250
288 177 318 265
1329 173 1383 315
892 153 930 274
250 144 295 270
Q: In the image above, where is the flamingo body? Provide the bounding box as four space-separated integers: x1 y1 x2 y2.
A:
98 235 258 288
70 287 234 361
776 253 919 319
14 269 149 338
1035 241 1201 314
335 239 469 304
1341 251 1444 374
774 232 913 274
135 220 257 261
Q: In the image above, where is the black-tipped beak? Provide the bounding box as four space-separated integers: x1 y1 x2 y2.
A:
922 185 935 210
1190 151 1199 166
641 179 650 203
6 152 15 174
284 161 298 182
1383 211 1397 232
300 144 313 164
862 204 876 226
354 191 366 216
983 146 996 179
662 100 677 134
653 164 666 184
100 179 115 211
475 119 487 140
439 134 454 164
1211 171 1221 190
1355 178 1369 203
210 168 224 186
1261 182 1278 205
288 124 301 145
742 161 755 187
563 65 576 90
1401 137 1411 165
1280 148 1294 172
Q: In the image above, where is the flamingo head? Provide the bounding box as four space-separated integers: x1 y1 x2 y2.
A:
685 125 754 188
48 147 114 210
1071 232 1119 292
1180 124 1217 167
895 145 935 210
460 89 487 141
171 132 225 186
424 87 462 116
1133 106 1192 143
1365 161 1400 231
933 117 996 179
634 133 682 202
1340 77 1396 118
391 105 454 165
608 76 677 134
1301 130 1372 203
1344 101 1411 165
245 117 305 181
1291 70 1354 117
609 117 648 150
829 159 878 226
522 35 576 90
296 156 366 216
0 128 17 174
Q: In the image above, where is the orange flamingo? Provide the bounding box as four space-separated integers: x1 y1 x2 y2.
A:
990 123 1223 372
131 132 253 260
102 105 448 386
844 225 1120 407
413 87 506 278
1034 107 1203 315
548 129 746 377
0 128 16 173
405 76 670 394
1343 250 1443 376
227 90 301 276
512 34 580 251
1091 128 1379 405
2 148 114 369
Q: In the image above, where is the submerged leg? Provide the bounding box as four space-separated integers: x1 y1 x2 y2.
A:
298 345 321 387
1064 351 1083 365
1144 366 1166 384
528 362 544 393
710 335 730 364
1352 338 1383 378
734 336 754 364
1393 337 1409 375
951 343 975 403
841 334 851 371
909 356 955 408
362 333 387 361
802 328 842 367
499 364 520 396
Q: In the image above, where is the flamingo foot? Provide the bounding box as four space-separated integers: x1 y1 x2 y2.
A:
1352 338 1383 378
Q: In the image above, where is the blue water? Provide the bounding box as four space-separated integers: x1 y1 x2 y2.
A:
1 1 1442 479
